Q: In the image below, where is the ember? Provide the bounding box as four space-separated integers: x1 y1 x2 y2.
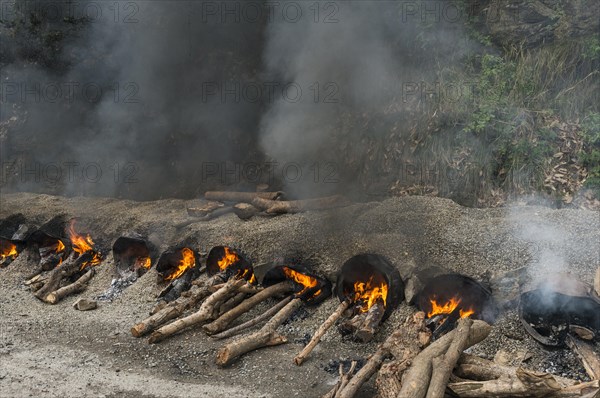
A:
67 220 102 270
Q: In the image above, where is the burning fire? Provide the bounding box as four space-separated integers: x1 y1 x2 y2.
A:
216 247 256 283
165 248 195 280
217 246 240 271
67 220 102 270
282 266 321 298
352 276 388 313
428 296 475 319
0 240 18 262
135 256 152 269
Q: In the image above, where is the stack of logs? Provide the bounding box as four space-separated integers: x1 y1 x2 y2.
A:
323 313 600 398
132 270 311 366
26 252 96 304
176 191 351 226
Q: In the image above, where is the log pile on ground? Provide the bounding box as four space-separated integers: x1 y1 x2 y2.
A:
27 252 97 304
176 190 351 226
322 312 600 398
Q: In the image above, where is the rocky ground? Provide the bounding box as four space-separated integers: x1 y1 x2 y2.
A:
0 192 598 398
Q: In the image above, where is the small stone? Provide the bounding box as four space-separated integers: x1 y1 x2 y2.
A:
73 298 97 311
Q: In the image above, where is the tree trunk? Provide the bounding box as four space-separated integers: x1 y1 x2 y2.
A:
397 320 492 398
204 191 283 202
203 281 293 335
215 298 302 367
294 300 351 366
251 195 351 214
425 318 473 398
45 268 95 304
148 278 244 344
131 274 224 337
212 296 293 340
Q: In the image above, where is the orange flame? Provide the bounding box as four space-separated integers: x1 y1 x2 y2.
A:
135 256 151 269
352 276 388 313
217 247 239 271
0 240 18 262
282 266 320 298
67 220 102 270
428 296 474 319
165 248 195 280
216 247 256 283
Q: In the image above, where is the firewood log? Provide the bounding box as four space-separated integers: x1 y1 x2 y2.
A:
203 281 294 335
131 274 225 337
294 300 351 366
204 191 283 202
215 297 303 366
34 253 89 301
425 318 473 398
217 292 247 317
331 312 431 398
251 195 351 214
44 268 95 304
566 334 600 380
148 278 245 344
338 301 385 343
455 354 578 387
397 320 492 398
212 296 293 340
448 369 599 397
322 361 358 398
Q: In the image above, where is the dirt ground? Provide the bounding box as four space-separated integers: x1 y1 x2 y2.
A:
0 192 599 398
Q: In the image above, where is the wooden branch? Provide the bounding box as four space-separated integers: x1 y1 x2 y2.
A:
455 354 578 387
149 278 245 344
451 354 600 397
322 361 358 398
204 281 293 335
217 292 247 317
131 274 224 337
334 312 431 398
566 334 600 380
294 300 351 366
215 297 302 367
448 370 600 397
338 301 386 343
204 191 283 203
212 296 293 340
44 268 95 304
397 320 492 398
376 312 431 398
251 195 351 214
336 349 389 398
34 253 86 301
425 318 473 398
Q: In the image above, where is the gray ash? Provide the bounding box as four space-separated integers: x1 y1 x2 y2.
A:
540 348 591 381
96 274 138 302
283 307 310 325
